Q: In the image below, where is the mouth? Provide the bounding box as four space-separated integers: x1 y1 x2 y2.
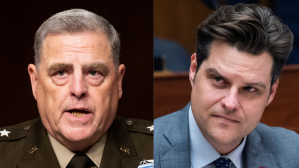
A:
213 115 238 123
68 109 91 118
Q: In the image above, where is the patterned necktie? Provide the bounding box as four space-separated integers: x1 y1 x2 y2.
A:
66 154 97 168
212 157 232 168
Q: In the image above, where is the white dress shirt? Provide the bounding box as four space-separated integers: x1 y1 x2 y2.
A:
189 106 246 168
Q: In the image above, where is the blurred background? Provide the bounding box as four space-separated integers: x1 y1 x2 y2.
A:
154 0 299 133
0 0 153 127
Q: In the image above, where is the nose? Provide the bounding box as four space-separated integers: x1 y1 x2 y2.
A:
70 71 87 99
221 89 240 112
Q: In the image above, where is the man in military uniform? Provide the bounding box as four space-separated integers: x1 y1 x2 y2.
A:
0 9 153 168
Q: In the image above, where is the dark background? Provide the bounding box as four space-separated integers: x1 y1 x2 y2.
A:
0 0 153 127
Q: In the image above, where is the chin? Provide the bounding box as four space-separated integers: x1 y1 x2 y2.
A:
61 126 96 142
214 136 237 146
55 126 102 153
210 128 240 145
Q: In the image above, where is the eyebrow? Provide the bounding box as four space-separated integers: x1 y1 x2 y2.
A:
82 62 110 75
47 63 73 75
47 62 110 75
245 82 266 89
206 68 267 89
206 68 229 82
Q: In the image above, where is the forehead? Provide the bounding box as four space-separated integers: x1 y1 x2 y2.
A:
41 32 112 65
203 40 273 83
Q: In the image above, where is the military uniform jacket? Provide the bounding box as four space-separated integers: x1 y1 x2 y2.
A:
0 116 153 168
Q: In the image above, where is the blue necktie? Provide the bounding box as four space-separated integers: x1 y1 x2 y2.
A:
212 157 232 168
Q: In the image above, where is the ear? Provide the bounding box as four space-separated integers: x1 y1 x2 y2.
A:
266 79 279 106
117 64 125 99
28 64 38 99
189 53 197 88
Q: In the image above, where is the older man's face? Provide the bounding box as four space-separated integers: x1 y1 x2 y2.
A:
28 32 125 151
189 40 278 154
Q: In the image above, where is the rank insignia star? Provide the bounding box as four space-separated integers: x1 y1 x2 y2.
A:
0 129 11 137
147 125 154 131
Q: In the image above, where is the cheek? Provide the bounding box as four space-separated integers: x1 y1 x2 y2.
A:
89 84 119 130
36 77 68 118
241 96 268 127
191 82 212 121
90 80 119 110
192 79 222 109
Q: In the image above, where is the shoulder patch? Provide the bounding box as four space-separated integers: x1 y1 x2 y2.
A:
0 118 37 141
117 117 153 135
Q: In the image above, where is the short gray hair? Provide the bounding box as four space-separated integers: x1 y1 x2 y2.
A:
34 9 120 70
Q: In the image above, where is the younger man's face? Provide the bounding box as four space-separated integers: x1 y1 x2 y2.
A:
189 40 278 154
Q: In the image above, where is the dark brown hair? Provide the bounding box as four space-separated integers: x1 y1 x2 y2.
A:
196 3 293 86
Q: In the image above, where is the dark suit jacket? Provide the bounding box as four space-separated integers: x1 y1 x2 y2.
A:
154 103 299 168
0 117 153 168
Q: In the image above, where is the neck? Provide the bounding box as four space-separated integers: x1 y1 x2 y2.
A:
198 129 244 155
65 136 102 153
50 131 104 153
211 138 244 155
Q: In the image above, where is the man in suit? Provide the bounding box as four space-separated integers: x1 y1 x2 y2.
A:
155 3 299 168
0 9 153 168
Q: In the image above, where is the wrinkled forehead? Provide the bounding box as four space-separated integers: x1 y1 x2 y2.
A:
41 32 113 62
38 32 117 74
205 41 273 82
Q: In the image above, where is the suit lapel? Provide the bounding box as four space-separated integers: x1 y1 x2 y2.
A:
243 128 277 168
160 104 191 168
17 118 60 168
100 117 140 168
159 143 190 168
